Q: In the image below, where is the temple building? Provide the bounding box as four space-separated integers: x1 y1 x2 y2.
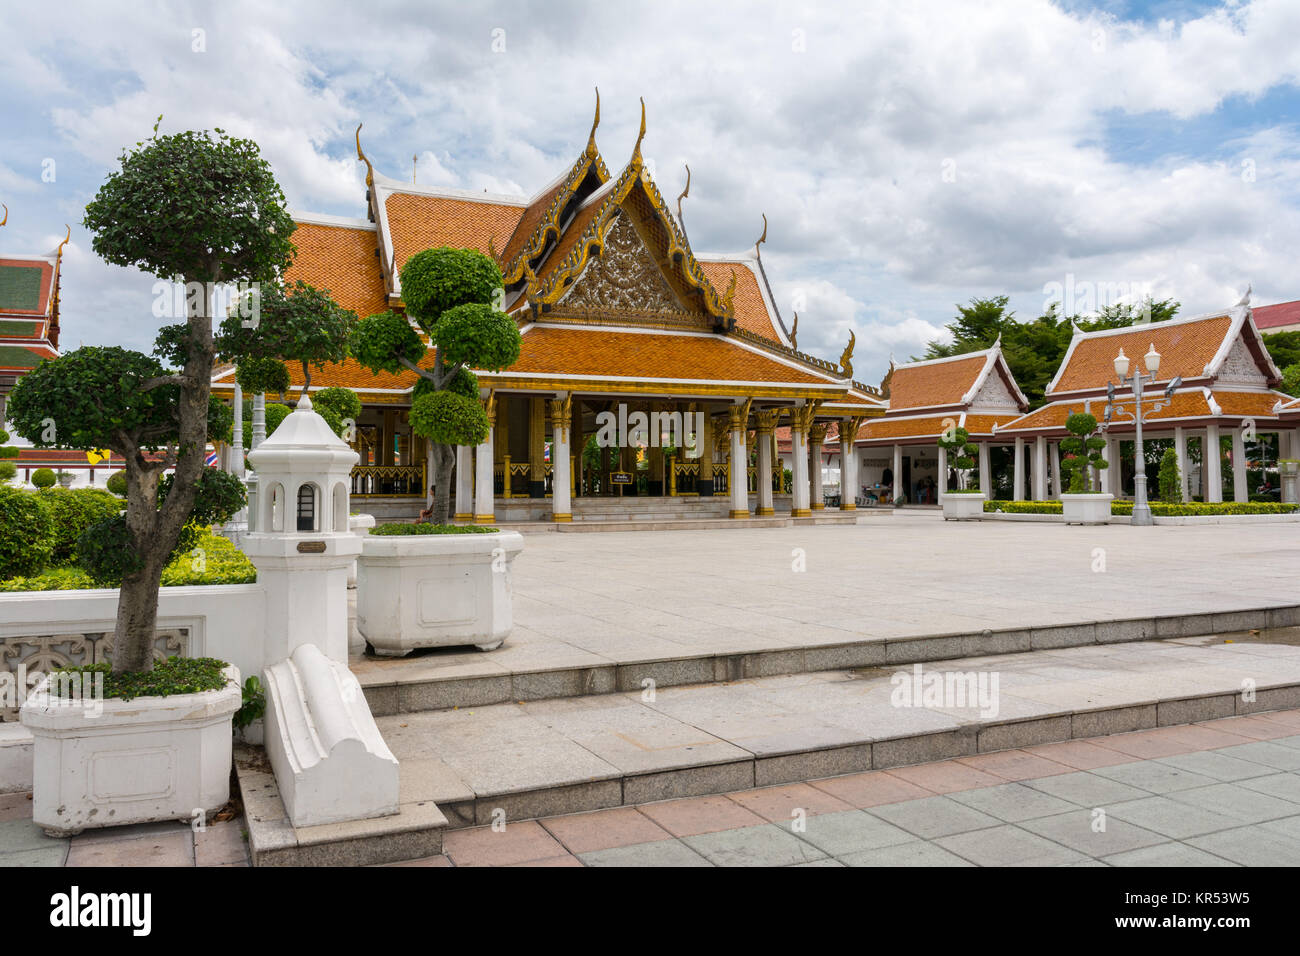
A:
849 341 1029 504
211 98 885 523
995 300 1292 502
0 213 63 422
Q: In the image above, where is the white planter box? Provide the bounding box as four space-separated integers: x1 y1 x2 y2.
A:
1062 493 1114 525
20 665 241 837
356 530 525 656
347 514 376 588
941 493 986 520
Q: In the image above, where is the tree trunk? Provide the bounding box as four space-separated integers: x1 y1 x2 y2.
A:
112 280 215 674
427 442 455 524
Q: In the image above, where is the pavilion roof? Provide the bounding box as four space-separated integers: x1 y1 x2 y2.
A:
1253 299 1300 332
855 411 1021 444
994 388 1292 436
881 341 1029 416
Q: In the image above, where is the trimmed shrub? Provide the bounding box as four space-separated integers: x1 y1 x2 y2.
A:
106 470 127 496
370 523 499 535
39 487 124 563
984 499 1296 517
0 461 15 485
0 486 54 578
1157 448 1183 503
30 467 56 489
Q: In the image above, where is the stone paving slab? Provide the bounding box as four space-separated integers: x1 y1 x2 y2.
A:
372 639 1300 826
397 709 1300 867
350 514 1300 712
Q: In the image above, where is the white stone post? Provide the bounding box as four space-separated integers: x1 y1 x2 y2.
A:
1033 436 1047 500
1205 425 1223 502
756 420 775 516
977 442 991 497
892 443 903 505
455 445 474 520
810 426 826 510
1012 437 1025 500
474 430 495 523
1174 427 1189 502
1231 426 1248 502
791 424 811 517
938 446 948 497
1047 442 1060 499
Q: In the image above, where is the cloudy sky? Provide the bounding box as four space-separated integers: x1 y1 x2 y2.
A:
2 0 1298 386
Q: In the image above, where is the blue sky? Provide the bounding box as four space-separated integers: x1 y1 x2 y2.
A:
1 0 1298 386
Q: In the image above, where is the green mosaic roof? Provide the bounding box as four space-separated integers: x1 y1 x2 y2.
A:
0 345 44 369
0 265 44 312
0 319 39 337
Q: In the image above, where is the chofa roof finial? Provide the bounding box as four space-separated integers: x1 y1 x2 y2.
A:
632 97 647 165
789 312 798 351
355 123 375 188
676 162 691 229
755 213 767 259
1235 283 1252 308
586 87 600 155
0 203 7 228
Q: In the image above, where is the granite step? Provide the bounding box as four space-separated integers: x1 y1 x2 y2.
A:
371 636 1300 834
354 604 1300 717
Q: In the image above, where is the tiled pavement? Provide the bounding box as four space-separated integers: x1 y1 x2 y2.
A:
4 709 1298 867
408 709 1300 867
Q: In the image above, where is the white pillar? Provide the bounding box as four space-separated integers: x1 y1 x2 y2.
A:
729 409 748 519
1205 425 1223 503
938 446 948 497
454 445 473 519
252 393 266 449
1012 437 1025 500
1173 427 1189 502
892 443 903 505
977 442 991 497
757 427 774 515
839 427 856 511
231 382 245 479
1033 436 1047 500
810 429 826 510
1231 427 1248 502
792 426 811 516
551 403 571 522
474 427 495 522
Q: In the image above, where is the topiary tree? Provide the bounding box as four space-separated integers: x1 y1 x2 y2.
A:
217 280 356 399
351 247 520 524
1059 412 1108 493
937 425 980 491
31 467 56 489
235 356 290 399
312 386 362 440
106 470 127 496
6 125 293 673
0 461 15 485
1157 447 1183 502
0 428 18 461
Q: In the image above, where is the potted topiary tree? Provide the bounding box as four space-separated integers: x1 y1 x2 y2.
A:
1157 447 1183 503
349 247 524 655
1059 412 1112 525
938 425 985 519
9 124 293 834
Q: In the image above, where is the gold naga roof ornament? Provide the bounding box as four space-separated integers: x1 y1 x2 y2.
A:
721 269 738 311
676 161 696 232
0 203 7 228
586 87 600 156
839 329 856 379
55 224 70 261
487 234 498 262
355 123 375 188
754 213 767 260
789 312 798 351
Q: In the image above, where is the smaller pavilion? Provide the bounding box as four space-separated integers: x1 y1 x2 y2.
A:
0 215 63 421
996 298 1291 502
850 341 1029 504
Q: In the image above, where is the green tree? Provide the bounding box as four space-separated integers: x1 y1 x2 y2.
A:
1262 331 1300 373
1058 412 1108 493
1281 363 1300 398
217 280 356 399
937 425 979 492
7 125 293 673
351 247 520 524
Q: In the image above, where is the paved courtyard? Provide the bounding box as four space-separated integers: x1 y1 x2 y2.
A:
7 708 1297 867
351 511 1300 679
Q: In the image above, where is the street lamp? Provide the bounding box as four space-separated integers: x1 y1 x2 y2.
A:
1105 343 1174 526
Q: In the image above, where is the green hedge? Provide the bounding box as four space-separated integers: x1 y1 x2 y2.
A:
370 523 499 535
52 656 230 700
0 526 256 591
984 499 1298 517
38 487 124 563
0 486 53 577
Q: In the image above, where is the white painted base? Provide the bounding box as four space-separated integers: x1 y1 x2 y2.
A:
1062 493 1114 525
356 531 525 656
347 514 376 588
0 723 33 794
20 666 241 836
941 493 987 520
264 643 399 828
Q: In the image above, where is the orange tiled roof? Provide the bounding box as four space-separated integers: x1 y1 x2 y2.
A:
505 326 834 386
886 354 987 410
698 260 779 341
964 413 1023 434
998 388 1285 434
536 193 607 284
1212 390 1290 417
385 193 525 276
500 179 569 268
286 223 389 319
859 415 962 442
1050 314 1232 394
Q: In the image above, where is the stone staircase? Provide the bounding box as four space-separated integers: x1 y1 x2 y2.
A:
237 605 1300 865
